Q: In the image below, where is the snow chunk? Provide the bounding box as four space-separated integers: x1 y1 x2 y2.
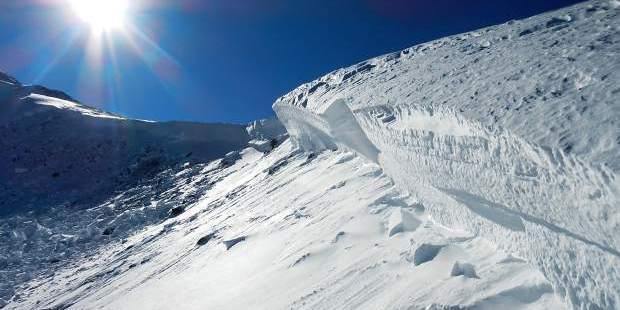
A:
275 98 380 162
322 99 380 163
221 151 242 167
498 254 527 264
450 261 479 278
246 118 286 140
387 208 422 237
413 243 445 266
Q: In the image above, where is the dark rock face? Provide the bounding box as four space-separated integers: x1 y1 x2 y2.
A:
168 206 186 218
196 233 216 246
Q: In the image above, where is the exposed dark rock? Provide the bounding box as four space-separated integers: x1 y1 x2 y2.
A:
223 236 246 250
196 233 216 246
168 206 185 218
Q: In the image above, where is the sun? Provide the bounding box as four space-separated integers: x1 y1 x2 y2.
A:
69 0 129 32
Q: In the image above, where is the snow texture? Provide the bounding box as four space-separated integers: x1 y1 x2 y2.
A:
4 143 563 310
387 207 421 237
274 0 620 308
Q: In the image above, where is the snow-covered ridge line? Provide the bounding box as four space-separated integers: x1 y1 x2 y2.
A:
276 0 620 171
274 0 619 308
0 72 124 121
26 94 125 120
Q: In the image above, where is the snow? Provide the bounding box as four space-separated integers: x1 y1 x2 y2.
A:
451 261 479 279
0 84 263 217
387 207 422 237
5 142 563 310
1 0 619 309
273 0 620 308
26 94 125 120
276 99 380 163
0 75 285 302
246 118 287 140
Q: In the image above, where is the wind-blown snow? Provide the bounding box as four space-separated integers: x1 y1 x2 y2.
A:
274 0 619 308
5 143 563 310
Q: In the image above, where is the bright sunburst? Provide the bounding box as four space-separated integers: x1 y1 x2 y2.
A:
51 0 179 101
69 0 129 32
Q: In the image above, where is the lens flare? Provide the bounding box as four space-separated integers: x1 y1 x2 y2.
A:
69 0 129 32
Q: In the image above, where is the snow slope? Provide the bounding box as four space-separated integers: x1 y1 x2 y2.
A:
5 143 563 310
2 0 619 309
0 73 285 303
274 0 619 308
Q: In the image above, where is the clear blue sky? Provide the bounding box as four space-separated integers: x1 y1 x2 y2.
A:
0 0 584 123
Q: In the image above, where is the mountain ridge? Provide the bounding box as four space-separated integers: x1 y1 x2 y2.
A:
274 0 619 308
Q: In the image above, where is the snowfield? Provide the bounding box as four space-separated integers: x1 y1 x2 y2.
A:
5 144 564 310
1 0 619 309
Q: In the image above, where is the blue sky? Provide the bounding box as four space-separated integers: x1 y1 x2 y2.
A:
0 0 584 123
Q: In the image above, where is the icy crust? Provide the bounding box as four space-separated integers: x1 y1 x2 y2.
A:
274 0 620 308
5 142 563 310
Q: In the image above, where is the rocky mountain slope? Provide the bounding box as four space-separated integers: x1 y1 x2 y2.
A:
0 74 259 216
0 73 286 303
